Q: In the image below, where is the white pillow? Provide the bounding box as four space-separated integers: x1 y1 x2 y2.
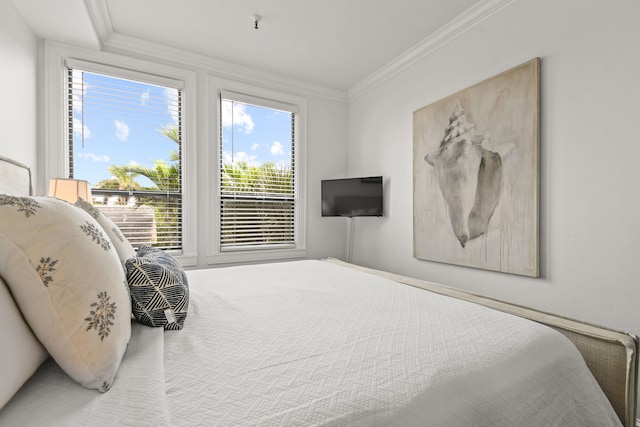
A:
0 195 131 392
0 276 48 409
75 198 136 271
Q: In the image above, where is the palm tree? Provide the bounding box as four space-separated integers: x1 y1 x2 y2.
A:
100 124 294 248
95 125 182 248
108 156 179 192
221 161 292 195
104 126 180 191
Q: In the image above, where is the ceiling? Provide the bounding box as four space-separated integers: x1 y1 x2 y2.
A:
12 0 482 91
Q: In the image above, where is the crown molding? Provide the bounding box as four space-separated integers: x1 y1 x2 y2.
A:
102 33 347 102
348 0 518 100
84 0 346 102
84 0 113 47
82 0 516 103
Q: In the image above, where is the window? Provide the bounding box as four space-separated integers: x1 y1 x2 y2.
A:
219 91 300 252
67 64 184 252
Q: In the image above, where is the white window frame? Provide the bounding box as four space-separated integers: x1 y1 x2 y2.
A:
208 77 307 265
42 42 198 266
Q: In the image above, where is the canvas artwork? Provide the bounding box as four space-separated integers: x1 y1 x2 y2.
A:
413 58 539 277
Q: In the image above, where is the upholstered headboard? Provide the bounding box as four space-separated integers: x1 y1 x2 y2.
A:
0 155 32 196
0 156 48 410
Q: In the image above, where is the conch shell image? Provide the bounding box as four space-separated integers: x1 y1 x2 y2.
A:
424 104 510 248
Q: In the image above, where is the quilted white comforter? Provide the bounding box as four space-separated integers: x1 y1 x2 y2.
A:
0 260 621 426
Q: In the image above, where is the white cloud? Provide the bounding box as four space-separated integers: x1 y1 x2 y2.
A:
165 87 179 125
114 119 130 141
73 118 91 139
71 70 91 139
221 101 254 133
77 152 110 162
71 69 88 114
141 89 150 106
222 151 259 166
270 141 284 156
251 143 260 151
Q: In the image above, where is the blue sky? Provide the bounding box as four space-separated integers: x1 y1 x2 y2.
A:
220 99 293 170
72 71 292 187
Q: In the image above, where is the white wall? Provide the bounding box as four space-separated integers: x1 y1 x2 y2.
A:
0 0 38 180
306 95 349 260
348 0 640 338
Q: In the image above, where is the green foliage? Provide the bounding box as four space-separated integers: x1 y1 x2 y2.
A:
108 158 180 192
94 178 126 190
95 124 293 249
96 125 181 192
221 161 292 195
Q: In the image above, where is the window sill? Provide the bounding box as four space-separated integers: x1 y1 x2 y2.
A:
172 253 199 268
206 247 307 266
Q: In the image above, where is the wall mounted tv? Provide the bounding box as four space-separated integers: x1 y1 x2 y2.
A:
321 176 383 217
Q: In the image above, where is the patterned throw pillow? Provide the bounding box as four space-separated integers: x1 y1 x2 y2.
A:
74 198 135 271
125 245 189 330
0 196 131 392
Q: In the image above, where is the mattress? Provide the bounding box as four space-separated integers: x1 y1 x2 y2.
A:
0 260 621 426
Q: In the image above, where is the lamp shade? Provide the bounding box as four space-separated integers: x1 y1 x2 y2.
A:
48 178 92 204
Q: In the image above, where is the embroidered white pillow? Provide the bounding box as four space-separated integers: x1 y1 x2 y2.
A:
0 195 131 392
74 198 136 271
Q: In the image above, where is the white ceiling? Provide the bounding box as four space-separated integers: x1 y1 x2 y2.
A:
13 0 483 91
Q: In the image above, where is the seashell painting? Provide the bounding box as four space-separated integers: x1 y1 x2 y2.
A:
413 58 539 277
424 104 511 248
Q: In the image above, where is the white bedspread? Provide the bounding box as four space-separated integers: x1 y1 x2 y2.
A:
0 260 621 426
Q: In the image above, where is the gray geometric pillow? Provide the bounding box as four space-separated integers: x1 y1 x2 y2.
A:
125 245 189 330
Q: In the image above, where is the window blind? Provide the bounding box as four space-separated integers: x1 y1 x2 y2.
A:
67 66 183 251
219 94 297 251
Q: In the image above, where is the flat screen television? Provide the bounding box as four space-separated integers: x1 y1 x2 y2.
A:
321 176 383 217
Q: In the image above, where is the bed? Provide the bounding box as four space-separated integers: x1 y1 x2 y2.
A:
0 155 637 426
